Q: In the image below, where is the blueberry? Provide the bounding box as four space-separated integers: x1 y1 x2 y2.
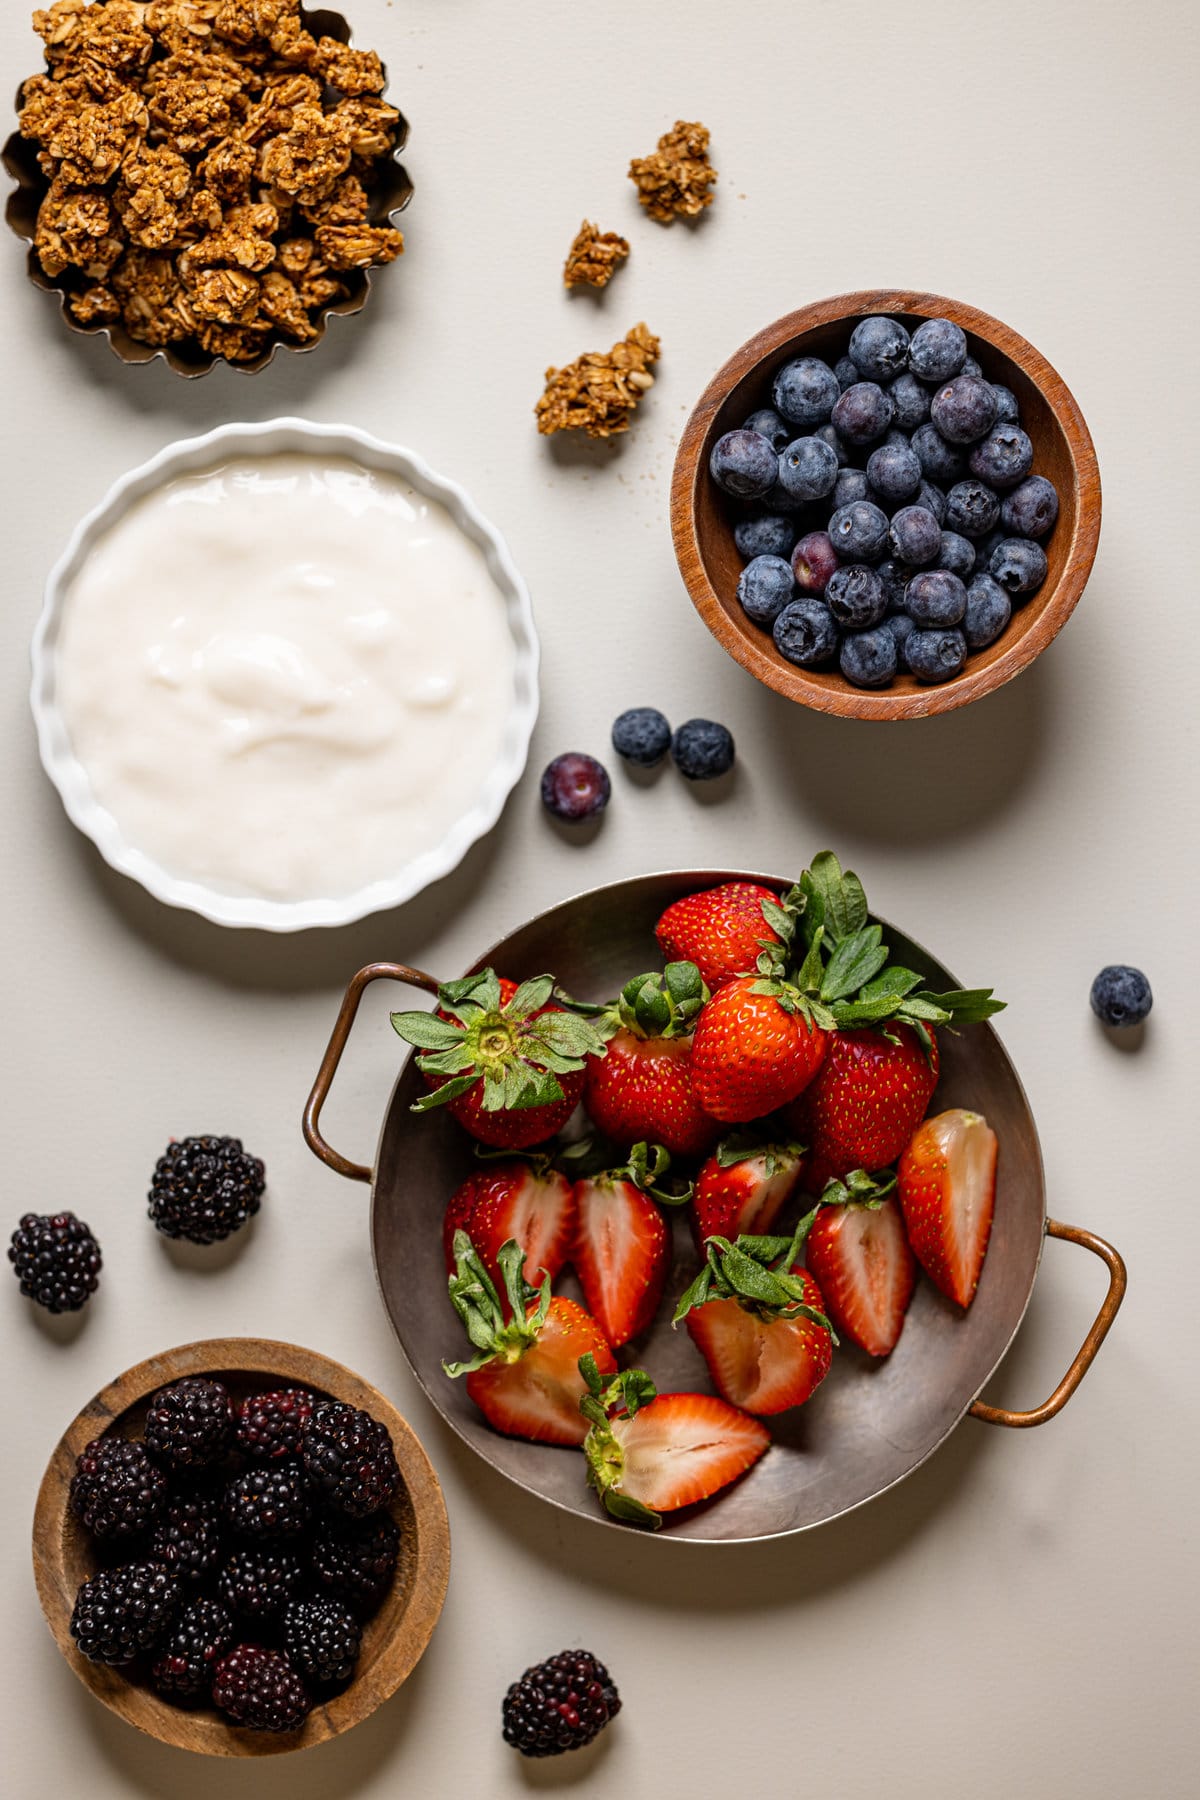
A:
962 355 983 378
904 569 967 627
791 530 840 595
839 625 897 689
990 384 1020 424
876 559 908 612
772 356 841 427
968 424 1034 491
930 375 998 445
834 355 860 392
945 479 1001 538
828 499 890 561
710 429 778 498
761 479 808 516
742 407 792 453
937 531 976 577
833 467 872 508
888 504 942 567
773 598 839 668
908 317 968 383
541 753 611 822
671 719 735 782
917 479 948 525
736 555 795 625
734 513 796 560
1089 965 1152 1029
1002 475 1059 539
777 435 839 503
888 371 931 431
906 627 968 683
866 441 922 505
814 422 851 468
826 564 887 630
882 610 915 670
611 707 672 767
976 526 1007 567
963 572 1012 648
848 315 910 381
989 537 1048 595
832 382 895 446
912 423 965 485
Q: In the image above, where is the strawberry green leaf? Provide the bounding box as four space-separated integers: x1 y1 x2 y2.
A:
529 1011 611 1060
921 987 1006 1022
409 1044 476 1076
804 851 868 943
820 926 889 1001
819 1168 896 1211
410 1074 478 1112
505 974 556 1019
859 966 924 1001
389 1010 462 1050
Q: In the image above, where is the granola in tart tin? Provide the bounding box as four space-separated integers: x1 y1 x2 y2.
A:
3 0 412 374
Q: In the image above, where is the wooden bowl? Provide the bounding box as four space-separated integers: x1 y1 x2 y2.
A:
670 289 1101 720
32 1339 451 1758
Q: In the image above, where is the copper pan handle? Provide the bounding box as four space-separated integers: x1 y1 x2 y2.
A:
969 1220 1126 1428
303 961 440 1183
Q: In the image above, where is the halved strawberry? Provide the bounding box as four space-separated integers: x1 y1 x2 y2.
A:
805 1169 916 1356
583 963 719 1159
445 1235 615 1445
898 1109 998 1308
691 977 829 1123
572 1145 679 1346
679 1224 834 1414
788 1024 940 1191
691 1136 805 1247
654 882 790 992
579 1359 769 1527
464 1162 574 1290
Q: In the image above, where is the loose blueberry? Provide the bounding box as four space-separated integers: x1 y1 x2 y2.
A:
826 564 887 630
777 435 839 503
882 610 915 670
904 569 967 627
832 382 895 446
611 708 672 767
888 504 942 567
1001 475 1059 539
541 753 611 822
989 384 1020 424
671 719 735 782
989 537 1048 595
742 407 792 453
962 355 983 378
936 531 976 577
876 559 908 613
906 627 968 683
884 426 911 448
834 355 860 392
976 526 1007 567
833 467 872 508
710 429 778 498
772 356 841 427
968 423 1034 491
737 555 795 625
930 375 998 445
814 422 851 468
912 422 966 485
827 499 890 561
917 479 948 525
963 572 1012 648
839 625 897 689
791 530 840 595
1089 965 1152 1029
848 315 910 381
733 513 796 560
907 316 968 383
888 371 931 431
866 441 922 505
945 479 1001 538
773 598 839 668
761 479 808 516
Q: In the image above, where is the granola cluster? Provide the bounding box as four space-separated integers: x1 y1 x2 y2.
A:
562 218 629 290
628 119 716 224
534 322 660 440
17 0 406 363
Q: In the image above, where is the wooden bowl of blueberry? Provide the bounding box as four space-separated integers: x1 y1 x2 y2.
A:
31 1338 450 1757
670 289 1100 719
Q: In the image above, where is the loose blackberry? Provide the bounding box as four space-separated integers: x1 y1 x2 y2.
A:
223 1463 312 1540
218 1544 306 1623
69 1560 181 1665
282 1597 362 1686
502 1649 621 1758
69 1436 168 1542
8 1211 101 1313
310 1512 400 1615
235 1389 315 1462
213 1644 310 1733
301 1401 399 1519
151 1598 235 1702
148 1135 265 1245
145 1377 233 1470
149 1491 223 1584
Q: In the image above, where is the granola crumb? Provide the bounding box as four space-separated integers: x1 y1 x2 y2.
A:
562 219 630 289
534 322 660 440
628 120 716 224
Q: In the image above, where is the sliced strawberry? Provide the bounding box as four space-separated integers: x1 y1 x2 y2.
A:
468 1165 574 1290
685 1269 832 1414
691 1138 805 1246
805 1172 916 1356
654 883 787 992
898 1108 997 1308
573 1172 669 1347
441 1176 482 1273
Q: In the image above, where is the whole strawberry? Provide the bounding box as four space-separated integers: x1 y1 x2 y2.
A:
788 1024 939 1191
690 977 829 1123
654 882 791 992
584 962 719 1158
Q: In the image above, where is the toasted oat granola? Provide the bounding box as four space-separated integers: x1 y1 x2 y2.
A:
562 219 629 290
535 322 660 440
17 0 406 364
628 120 716 224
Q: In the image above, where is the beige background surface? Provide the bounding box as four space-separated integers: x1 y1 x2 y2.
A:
2 2 1197 1795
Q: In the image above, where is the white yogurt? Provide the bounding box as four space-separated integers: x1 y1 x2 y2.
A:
55 455 518 901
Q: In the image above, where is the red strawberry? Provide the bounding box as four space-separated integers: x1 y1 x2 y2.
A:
580 1360 769 1527
446 1237 615 1445
584 962 719 1159
441 1161 574 1290
572 1149 674 1347
897 1108 998 1308
441 1176 482 1273
685 1265 833 1415
691 1138 805 1246
788 1023 940 1191
691 977 828 1123
805 1170 916 1356
655 882 793 992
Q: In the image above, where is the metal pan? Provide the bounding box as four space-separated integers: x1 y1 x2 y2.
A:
304 870 1126 1544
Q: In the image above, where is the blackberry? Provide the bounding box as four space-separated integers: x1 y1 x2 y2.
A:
224 1463 312 1540
301 1402 399 1519
218 1544 306 1623
145 1377 233 1470
236 1388 316 1461
149 1491 223 1584
282 1597 362 1686
8 1211 101 1313
148 1135 265 1245
310 1512 400 1616
502 1649 621 1758
213 1644 310 1733
69 1436 168 1543
70 1560 181 1665
151 1599 235 1701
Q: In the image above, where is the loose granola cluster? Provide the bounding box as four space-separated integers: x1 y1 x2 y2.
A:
17 0 406 364
628 120 716 224
534 322 660 440
562 218 629 290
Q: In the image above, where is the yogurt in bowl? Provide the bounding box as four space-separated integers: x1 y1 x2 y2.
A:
32 420 539 930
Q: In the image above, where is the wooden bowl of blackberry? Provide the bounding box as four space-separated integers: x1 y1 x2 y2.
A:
31 1338 450 1757
670 289 1101 720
